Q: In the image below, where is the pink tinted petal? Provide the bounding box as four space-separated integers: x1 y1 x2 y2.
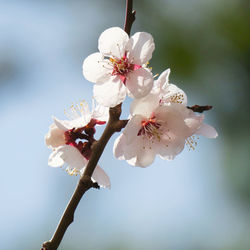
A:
45 123 65 148
92 165 111 189
93 77 127 107
126 68 154 99
128 32 155 65
196 123 218 138
119 75 126 83
98 27 129 58
132 64 141 70
155 105 190 138
130 93 159 117
184 114 204 135
82 52 111 84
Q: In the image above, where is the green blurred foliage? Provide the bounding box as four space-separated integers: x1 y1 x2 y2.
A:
133 0 250 204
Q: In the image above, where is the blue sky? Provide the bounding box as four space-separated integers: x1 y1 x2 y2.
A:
0 1 249 249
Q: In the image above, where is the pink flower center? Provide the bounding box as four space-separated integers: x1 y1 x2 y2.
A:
137 116 161 139
110 53 141 84
64 118 105 160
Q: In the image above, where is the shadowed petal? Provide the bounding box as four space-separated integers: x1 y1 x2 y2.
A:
45 123 65 148
92 165 111 189
128 32 155 65
196 123 218 138
126 68 154 99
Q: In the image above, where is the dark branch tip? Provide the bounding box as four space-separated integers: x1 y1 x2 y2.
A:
187 105 213 113
92 182 100 189
41 241 54 250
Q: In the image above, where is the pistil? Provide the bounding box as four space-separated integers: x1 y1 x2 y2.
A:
137 116 161 140
110 53 141 84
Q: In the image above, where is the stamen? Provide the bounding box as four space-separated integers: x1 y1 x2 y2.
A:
108 53 141 84
185 135 199 151
170 93 184 104
138 116 162 142
160 92 185 105
66 167 79 176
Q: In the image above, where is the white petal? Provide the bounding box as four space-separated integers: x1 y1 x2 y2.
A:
184 114 204 135
91 99 109 122
114 134 140 164
128 32 155 65
113 134 126 160
48 145 87 170
123 115 143 145
45 123 65 148
123 136 156 167
92 165 111 188
161 84 188 106
53 116 71 130
196 123 218 138
48 147 65 167
155 69 171 88
93 78 127 107
126 68 154 99
157 137 185 161
98 27 129 58
135 146 156 167
82 52 111 84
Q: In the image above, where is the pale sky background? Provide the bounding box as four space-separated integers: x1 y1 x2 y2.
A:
0 1 249 249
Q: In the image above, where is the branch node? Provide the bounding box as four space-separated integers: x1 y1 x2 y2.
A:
113 119 129 132
109 103 122 121
80 175 99 189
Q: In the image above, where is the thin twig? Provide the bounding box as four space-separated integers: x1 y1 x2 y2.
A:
124 0 136 35
41 1 134 249
187 105 213 113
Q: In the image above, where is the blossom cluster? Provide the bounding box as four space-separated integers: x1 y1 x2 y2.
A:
45 27 217 187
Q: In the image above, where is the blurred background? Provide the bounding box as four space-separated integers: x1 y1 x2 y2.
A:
0 0 249 249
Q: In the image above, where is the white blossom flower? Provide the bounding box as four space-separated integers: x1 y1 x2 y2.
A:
113 69 218 167
45 101 110 188
82 27 155 107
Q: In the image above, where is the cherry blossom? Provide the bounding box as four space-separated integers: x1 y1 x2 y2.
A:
113 69 218 167
82 27 155 107
45 101 110 188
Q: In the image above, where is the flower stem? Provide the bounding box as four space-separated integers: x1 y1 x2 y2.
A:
41 1 134 249
124 0 136 36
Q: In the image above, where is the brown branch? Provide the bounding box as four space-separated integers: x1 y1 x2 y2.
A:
41 176 99 250
124 0 136 36
41 1 134 249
